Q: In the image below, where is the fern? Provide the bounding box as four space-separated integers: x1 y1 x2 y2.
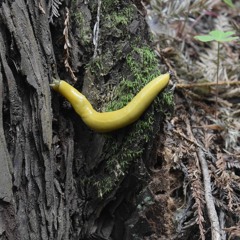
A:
49 0 62 23
187 159 206 240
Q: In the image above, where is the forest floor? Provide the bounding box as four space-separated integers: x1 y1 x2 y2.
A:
145 0 240 239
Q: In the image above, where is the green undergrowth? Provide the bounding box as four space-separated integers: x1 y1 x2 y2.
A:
104 6 134 29
93 46 174 197
102 0 134 26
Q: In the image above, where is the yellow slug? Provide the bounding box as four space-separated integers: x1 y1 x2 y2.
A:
50 73 170 132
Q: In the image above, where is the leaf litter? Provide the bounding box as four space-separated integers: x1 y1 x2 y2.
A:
142 0 240 239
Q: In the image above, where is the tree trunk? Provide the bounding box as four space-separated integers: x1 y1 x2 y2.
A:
0 0 172 239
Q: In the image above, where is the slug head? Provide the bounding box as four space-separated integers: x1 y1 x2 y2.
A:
50 78 62 92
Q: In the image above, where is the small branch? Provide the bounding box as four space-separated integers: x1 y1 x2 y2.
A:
219 210 226 240
215 41 220 113
175 81 240 89
93 0 102 58
198 148 221 240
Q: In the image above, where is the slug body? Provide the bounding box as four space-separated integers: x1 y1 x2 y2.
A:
51 73 170 132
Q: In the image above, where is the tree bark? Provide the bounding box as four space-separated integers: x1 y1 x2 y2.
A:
0 0 171 239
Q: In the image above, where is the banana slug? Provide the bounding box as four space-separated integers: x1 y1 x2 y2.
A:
50 73 170 132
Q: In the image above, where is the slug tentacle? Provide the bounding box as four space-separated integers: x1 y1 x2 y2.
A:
50 78 61 90
50 73 170 132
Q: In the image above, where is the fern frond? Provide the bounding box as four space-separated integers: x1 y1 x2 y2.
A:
187 159 206 240
227 160 240 169
49 0 62 23
212 156 240 214
224 226 240 240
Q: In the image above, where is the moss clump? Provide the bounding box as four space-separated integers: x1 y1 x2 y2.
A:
102 0 120 12
105 7 134 27
93 46 174 197
106 46 162 111
102 0 134 19
88 50 114 77
101 4 135 38
73 10 92 46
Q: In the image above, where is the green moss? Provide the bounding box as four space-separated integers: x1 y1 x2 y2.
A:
88 51 114 77
102 0 120 11
105 7 134 26
86 3 137 77
102 5 135 37
73 11 92 46
93 46 174 197
106 46 162 111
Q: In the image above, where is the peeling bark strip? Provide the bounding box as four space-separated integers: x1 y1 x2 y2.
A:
0 56 20 240
0 62 13 203
0 0 56 239
1 0 53 149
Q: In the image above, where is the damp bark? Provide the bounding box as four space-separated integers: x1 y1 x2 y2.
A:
0 0 173 239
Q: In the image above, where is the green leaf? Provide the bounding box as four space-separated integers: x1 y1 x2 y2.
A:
219 36 239 42
223 0 234 7
209 30 238 42
194 35 215 42
195 30 238 43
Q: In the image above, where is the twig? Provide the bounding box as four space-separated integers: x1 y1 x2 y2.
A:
219 210 226 240
215 41 220 116
176 81 240 89
198 148 221 240
93 0 101 58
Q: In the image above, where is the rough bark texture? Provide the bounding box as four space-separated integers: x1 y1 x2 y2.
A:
0 0 173 239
